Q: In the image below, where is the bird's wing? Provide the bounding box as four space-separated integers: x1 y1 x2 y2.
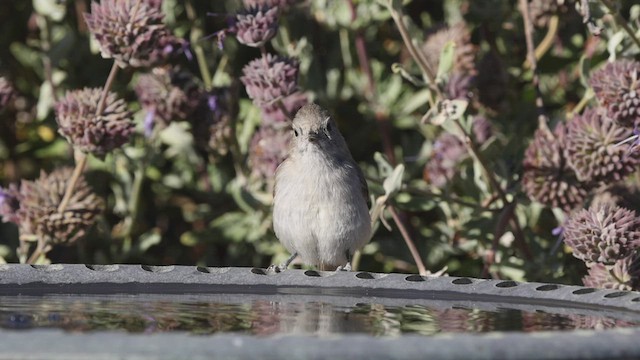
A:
356 165 371 208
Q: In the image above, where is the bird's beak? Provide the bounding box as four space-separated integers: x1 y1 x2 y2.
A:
308 130 330 142
308 133 320 142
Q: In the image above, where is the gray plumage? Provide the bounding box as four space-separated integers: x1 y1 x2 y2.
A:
272 103 371 271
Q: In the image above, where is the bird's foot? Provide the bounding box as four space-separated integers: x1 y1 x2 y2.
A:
267 252 298 273
335 262 352 272
267 262 287 273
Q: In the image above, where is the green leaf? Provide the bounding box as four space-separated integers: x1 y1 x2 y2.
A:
383 164 404 197
607 31 625 61
373 152 394 177
136 230 162 252
33 0 66 21
578 55 591 88
436 40 456 81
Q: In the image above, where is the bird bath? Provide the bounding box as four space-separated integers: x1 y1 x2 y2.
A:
0 264 639 359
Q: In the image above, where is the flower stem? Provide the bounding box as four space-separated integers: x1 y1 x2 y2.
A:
57 62 119 214
523 15 559 69
519 0 549 131
348 0 396 164
385 2 441 100
26 239 51 264
122 157 146 254
57 152 87 213
186 0 213 90
388 205 427 275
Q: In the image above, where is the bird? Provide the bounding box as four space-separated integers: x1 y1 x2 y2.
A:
271 103 371 271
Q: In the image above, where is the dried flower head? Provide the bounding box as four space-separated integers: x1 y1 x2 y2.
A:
471 115 493 144
241 54 299 107
248 125 291 179
444 72 474 100
0 184 21 224
55 88 134 158
234 5 279 48
522 124 590 211
590 60 640 128
424 133 467 188
135 68 202 129
421 23 476 76
261 91 308 125
582 256 640 291
191 88 236 160
424 117 492 187
565 108 640 183
84 0 172 68
563 204 640 265
0 77 16 110
15 168 103 246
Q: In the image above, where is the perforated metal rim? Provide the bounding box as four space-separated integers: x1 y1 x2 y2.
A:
0 264 639 360
1 264 639 311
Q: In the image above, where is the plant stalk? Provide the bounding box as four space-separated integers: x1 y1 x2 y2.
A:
389 205 427 275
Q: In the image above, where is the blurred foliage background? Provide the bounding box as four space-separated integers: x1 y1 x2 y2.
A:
1 0 640 287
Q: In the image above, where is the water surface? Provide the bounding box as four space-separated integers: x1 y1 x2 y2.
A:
1 294 637 335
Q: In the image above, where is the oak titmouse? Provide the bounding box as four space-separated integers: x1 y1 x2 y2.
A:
272 103 371 271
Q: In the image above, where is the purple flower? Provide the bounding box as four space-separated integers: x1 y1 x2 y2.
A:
0 184 21 224
241 54 299 107
14 168 103 246
424 117 492 187
421 22 476 76
55 88 134 158
134 68 203 129
565 108 640 183
583 256 640 291
143 108 156 138
260 91 307 125
590 60 640 128
564 204 640 265
522 124 590 211
190 88 235 160
84 0 172 68
249 125 291 179
234 5 279 48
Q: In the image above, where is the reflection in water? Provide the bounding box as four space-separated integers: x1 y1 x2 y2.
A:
0 296 637 335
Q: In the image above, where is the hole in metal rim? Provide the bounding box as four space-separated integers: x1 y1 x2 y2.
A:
536 284 559 291
303 270 322 277
452 278 473 285
495 281 518 288
405 275 426 282
30 264 64 272
251 268 268 275
196 266 230 275
604 291 628 299
355 272 375 279
85 264 119 272
141 265 175 273
572 288 596 295
632 297 640 302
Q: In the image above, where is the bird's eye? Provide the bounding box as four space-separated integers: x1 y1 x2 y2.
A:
293 129 299 137
326 123 332 132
